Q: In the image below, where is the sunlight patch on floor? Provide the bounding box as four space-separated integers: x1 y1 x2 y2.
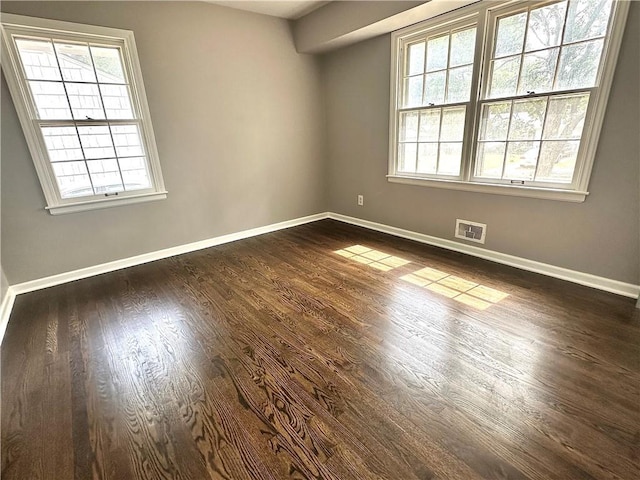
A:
334 245 410 272
401 268 508 310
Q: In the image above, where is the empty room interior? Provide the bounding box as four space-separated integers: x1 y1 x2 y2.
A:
1 0 639 479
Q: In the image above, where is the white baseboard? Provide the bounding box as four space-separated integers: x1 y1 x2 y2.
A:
328 212 640 299
2 209 637 346
11 212 330 296
0 287 17 345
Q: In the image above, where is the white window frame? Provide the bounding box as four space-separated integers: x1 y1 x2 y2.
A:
388 0 630 203
1 14 167 215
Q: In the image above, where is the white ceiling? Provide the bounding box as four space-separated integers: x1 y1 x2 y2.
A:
206 1 329 20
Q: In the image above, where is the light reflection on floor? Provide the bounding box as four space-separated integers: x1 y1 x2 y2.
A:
334 245 508 310
334 245 410 271
401 267 508 310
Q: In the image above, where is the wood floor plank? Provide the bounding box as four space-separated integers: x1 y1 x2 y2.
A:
2 219 639 480
2 295 49 479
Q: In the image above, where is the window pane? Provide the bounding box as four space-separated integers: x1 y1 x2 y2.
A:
404 76 424 107
476 142 506 178
419 110 440 141
28 81 72 119
564 0 612 43
450 28 476 67
424 70 445 104
509 98 546 140
518 48 559 95
525 2 567 52
15 38 61 81
42 126 83 161
479 102 511 140
120 157 151 190
54 42 96 82
87 158 124 193
438 143 462 175
52 160 88 177
535 140 580 182
426 35 449 72
100 84 134 119
78 125 115 159
91 46 126 83
556 39 604 89
495 12 526 58
111 124 145 157
122 170 151 191
399 112 419 142
119 156 146 170
543 93 589 140
52 161 93 198
417 143 438 174
87 158 119 173
489 56 520 98
398 143 418 172
440 107 465 141
66 82 105 120
407 42 425 75
447 65 473 103
504 141 540 180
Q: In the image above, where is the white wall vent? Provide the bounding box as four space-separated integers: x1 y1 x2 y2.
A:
455 219 487 244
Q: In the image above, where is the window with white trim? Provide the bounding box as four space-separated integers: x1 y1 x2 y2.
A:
1 14 166 215
389 0 630 202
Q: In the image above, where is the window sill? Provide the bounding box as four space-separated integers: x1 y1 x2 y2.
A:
387 175 588 203
46 191 168 215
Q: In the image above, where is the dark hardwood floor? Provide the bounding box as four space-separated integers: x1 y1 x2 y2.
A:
2 219 639 480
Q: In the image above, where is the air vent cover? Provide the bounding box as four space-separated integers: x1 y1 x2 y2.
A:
455 219 486 244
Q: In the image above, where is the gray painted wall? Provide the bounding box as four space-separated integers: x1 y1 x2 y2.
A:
0 267 7 301
1 1 326 284
321 2 639 284
1 1 638 288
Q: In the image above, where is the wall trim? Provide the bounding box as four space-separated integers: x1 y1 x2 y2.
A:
2 210 637 345
11 212 330 296
328 212 640 299
0 287 17 346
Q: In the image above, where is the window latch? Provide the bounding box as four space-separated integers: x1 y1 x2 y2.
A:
104 192 119 197
526 91 535 96
86 116 94 120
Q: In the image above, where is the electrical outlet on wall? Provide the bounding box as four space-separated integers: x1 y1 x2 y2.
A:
357 195 364 206
455 219 487 244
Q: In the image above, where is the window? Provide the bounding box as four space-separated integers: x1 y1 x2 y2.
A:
389 0 630 202
1 14 166 214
